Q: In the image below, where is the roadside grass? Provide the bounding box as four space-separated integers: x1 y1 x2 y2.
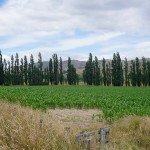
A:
0 101 150 150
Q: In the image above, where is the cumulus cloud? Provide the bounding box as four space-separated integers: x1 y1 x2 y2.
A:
1 0 150 61
0 0 149 36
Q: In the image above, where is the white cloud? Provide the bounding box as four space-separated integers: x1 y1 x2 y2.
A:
58 32 124 50
0 0 150 37
1 0 150 61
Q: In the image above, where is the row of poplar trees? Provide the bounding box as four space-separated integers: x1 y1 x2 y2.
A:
83 52 150 86
0 51 78 86
0 51 150 86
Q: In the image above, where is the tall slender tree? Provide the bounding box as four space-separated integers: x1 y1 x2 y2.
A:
112 53 117 86
11 55 14 85
24 56 28 85
0 50 4 85
147 61 150 86
7 61 11 85
67 57 77 85
83 70 86 84
93 56 100 85
84 53 93 85
67 57 72 85
28 63 32 85
124 57 128 86
14 53 20 85
112 52 123 86
59 57 64 85
53 54 59 85
20 58 24 85
38 52 43 84
49 58 53 85
130 60 136 86
106 63 111 86
30 54 34 85
142 57 147 86
3 59 8 85
102 58 107 86
135 57 141 86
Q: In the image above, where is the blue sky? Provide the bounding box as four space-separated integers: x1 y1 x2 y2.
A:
0 0 150 61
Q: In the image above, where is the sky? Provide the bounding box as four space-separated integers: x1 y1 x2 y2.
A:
0 0 150 62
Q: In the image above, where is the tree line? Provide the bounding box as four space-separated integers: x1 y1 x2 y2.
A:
83 52 150 86
0 50 150 86
0 51 78 86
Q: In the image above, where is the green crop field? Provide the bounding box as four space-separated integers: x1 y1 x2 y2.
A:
0 86 150 120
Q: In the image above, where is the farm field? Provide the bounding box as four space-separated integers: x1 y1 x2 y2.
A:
0 86 150 120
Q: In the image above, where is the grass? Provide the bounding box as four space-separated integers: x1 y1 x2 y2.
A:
0 101 150 150
0 86 150 120
0 101 78 150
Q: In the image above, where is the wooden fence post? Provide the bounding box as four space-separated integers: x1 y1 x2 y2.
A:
75 128 110 150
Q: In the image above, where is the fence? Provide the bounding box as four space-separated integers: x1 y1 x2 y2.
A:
75 128 110 150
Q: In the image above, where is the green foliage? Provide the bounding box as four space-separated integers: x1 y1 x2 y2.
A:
0 86 149 121
67 57 78 85
53 54 59 85
102 58 106 86
59 57 64 85
0 50 4 85
112 52 123 86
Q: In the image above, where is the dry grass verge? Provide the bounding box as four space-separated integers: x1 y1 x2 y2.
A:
0 101 77 150
0 101 150 150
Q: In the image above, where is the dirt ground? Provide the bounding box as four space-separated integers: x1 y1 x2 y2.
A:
48 109 103 130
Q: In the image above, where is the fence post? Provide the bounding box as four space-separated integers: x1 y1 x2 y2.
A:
87 139 91 150
100 128 110 149
80 131 85 150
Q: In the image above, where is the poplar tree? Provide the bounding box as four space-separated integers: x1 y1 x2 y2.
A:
112 52 123 86
24 56 28 85
142 57 147 86
147 61 150 86
135 57 141 86
3 59 7 85
38 52 43 84
67 57 77 85
28 63 32 85
67 57 72 85
14 53 20 85
84 53 93 85
30 54 34 85
124 57 128 86
93 56 100 85
83 70 86 84
53 53 59 85
7 61 11 85
59 57 64 85
102 58 106 86
130 60 136 86
106 63 111 86
0 50 4 85
20 58 24 85
49 58 53 85
11 55 14 85
112 53 117 86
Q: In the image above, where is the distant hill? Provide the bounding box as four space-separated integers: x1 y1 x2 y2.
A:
39 58 150 75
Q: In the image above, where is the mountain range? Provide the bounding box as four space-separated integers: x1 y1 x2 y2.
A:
41 58 150 75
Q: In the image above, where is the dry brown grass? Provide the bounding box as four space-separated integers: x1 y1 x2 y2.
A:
0 101 78 150
0 101 150 150
109 117 150 150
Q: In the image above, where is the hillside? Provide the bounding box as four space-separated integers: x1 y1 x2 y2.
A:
41 58 150 75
